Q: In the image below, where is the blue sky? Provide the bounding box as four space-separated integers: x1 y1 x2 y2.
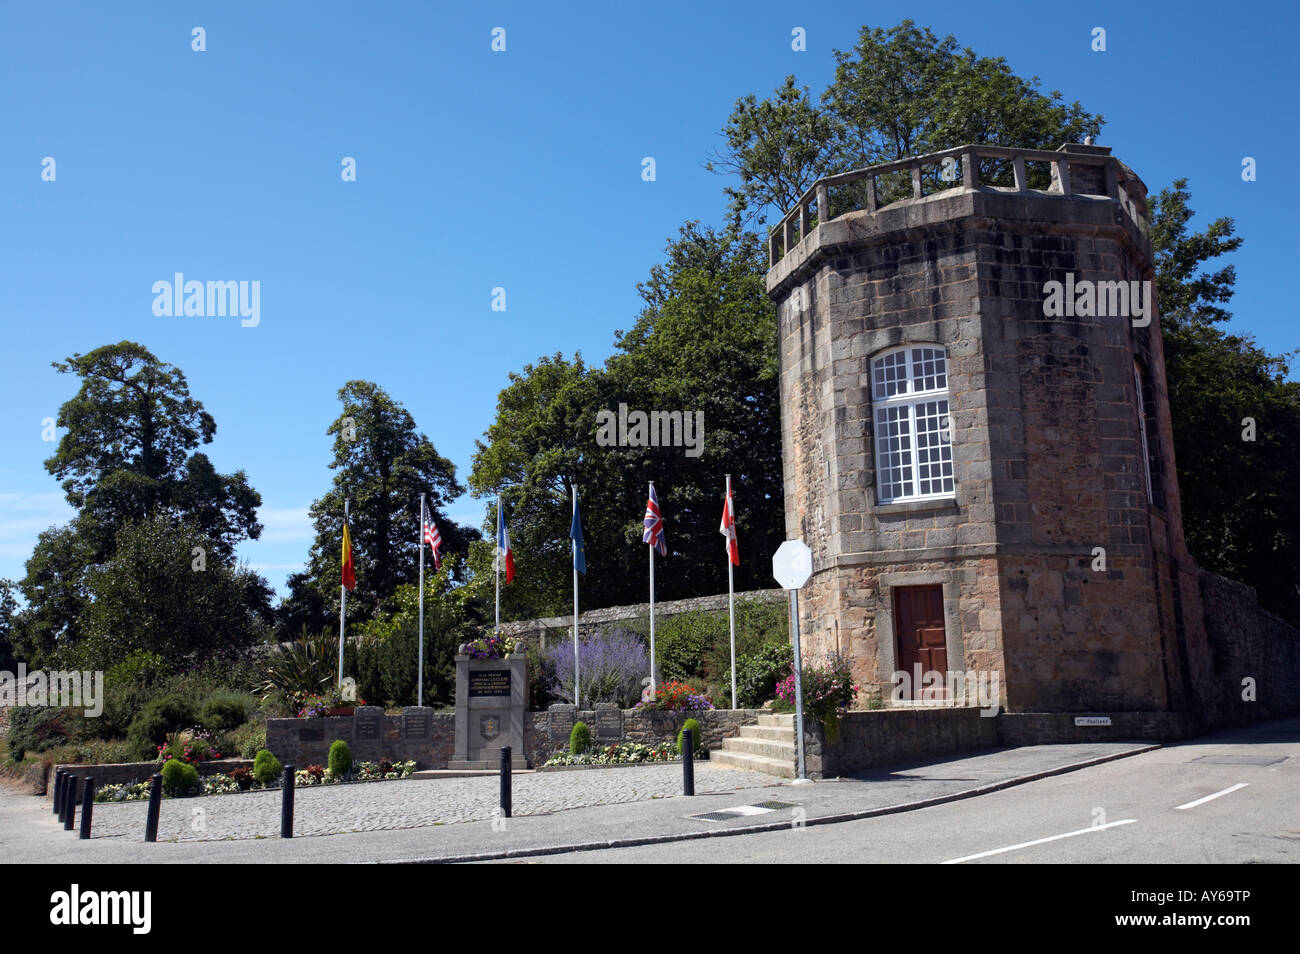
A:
2 1 1296 597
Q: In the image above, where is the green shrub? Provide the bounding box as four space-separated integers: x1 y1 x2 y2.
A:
676 717 704 755
220 721 267 759
97 650 170 739
253 749 282 786
125 694 198 761
328 739 353 777
160 758 200 796
199 692 257 734
6 707 74 761
654 611 723 682
569 721 591 755
735 643 796 708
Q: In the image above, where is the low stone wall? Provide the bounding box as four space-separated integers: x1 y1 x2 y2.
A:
800 707 1209 778
1197 570 1300 726
994 711 1198 746
47 758 254 798
266 707 455 770
265 705 761 769
526 705 762 764
802 707 999 778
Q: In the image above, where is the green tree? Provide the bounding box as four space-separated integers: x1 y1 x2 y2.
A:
711 20 1103 225
290 381 478 627
0 579 18 671
44 341 261 561
1150 181 1300 622
71 516 273 670
470 223 783 613
353 556 484 707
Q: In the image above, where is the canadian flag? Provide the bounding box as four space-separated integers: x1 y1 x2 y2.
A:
719 484 739 567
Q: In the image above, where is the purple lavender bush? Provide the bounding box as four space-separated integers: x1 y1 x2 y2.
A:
547 627 648 708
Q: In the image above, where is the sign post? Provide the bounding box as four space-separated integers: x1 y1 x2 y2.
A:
772 540 814 782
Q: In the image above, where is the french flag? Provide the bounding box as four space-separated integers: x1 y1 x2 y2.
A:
497 499 515 584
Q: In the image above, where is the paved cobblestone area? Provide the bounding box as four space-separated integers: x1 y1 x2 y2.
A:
85 764 782 842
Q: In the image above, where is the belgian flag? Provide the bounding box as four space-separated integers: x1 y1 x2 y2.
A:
341 519 356 591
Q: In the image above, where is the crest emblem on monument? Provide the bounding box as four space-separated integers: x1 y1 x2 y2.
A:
480 714 501 741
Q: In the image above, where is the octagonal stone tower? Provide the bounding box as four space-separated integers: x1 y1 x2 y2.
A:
767 143 1212 715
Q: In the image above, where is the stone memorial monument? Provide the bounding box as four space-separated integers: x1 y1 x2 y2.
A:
449 648 528 770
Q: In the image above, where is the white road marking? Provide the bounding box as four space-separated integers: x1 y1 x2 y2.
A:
941 819 1138 864
1174 783 1249 811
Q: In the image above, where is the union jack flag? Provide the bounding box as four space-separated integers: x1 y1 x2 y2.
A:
421 499 443 570
642 483 667 556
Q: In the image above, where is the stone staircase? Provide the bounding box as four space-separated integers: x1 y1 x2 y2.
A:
709 713 796 778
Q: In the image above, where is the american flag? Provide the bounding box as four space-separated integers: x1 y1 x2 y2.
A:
421 499 443 570
642 483 667 556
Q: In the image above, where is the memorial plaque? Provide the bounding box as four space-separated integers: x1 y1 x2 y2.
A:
468 669 511 698
403 709 431 738
594 705 623 740
549 706 576 742
298 721 323 742
355 710 381 741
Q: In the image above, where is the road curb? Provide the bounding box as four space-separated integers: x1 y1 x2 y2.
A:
385 742 1162 864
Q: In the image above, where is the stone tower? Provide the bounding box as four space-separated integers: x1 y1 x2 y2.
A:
767 143 1212 715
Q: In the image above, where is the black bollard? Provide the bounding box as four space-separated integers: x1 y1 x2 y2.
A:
79 778 95 840
144 773 162 843
63 776 78 831
58 772 71 825
52 770 64 817
682 729 695 796
499 745 511 819
280 764 295 838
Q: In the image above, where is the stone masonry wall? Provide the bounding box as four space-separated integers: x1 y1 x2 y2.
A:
266 705 762 770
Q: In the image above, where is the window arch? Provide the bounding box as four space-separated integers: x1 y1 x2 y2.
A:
871 345 955 504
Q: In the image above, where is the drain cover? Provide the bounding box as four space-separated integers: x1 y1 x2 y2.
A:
1191 755 1286 766
754 800 797 810
690 811 745 822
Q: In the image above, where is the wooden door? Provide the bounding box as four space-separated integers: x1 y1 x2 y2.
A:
894 585 948 700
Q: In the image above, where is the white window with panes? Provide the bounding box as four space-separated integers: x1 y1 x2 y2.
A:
871 345 955 504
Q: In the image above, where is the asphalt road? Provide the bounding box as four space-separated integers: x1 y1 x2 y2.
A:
494 717 1300 863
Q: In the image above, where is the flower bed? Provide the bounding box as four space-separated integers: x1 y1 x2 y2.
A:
95 759 417 801
542 741 678 767
460 635 516 659
634 680 714 711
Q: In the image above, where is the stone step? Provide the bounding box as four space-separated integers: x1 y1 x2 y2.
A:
720 736 797 761
737 725 795 742
756 713 795 728
710 748 796 779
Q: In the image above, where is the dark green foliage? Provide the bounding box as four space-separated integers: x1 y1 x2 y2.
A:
328 739 353 777
569 721 591 755
655 611 720 684
160 758 200 796
255 628 336 703
352 566 482 708
676 717 703 755
735 643 795 708
1150 181 1300 624
253 749 282 786
291 381 478 627
125 694 197 761
199 692 257 734
5 707 74 761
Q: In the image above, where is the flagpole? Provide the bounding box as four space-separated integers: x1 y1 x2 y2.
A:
418 493 426 709
572 484 580 710
648 481 656 699
338 498 348 689
727 474 736 710
495 495 501 634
